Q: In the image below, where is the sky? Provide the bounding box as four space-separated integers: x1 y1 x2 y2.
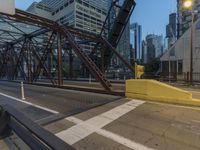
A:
15 0 177 39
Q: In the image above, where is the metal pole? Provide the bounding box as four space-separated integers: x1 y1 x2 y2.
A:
69 49 73 79
135 62 137 79
21 82 25 100
169 58 171 83
190 11 194 85
57 33 63 86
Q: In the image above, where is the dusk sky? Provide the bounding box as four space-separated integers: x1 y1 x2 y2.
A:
15 0 177 39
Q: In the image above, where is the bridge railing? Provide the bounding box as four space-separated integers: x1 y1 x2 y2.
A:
0 104 75 150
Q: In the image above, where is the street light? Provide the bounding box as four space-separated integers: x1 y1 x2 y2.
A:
183 0 193 9
183 0 194 85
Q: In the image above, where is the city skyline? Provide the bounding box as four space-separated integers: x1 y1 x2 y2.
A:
16 0 177 40
131 0 176 39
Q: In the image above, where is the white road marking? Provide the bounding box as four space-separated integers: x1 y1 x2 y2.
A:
56 100 145 146
97 128 154 150
0 92 59 114
67 117 154 150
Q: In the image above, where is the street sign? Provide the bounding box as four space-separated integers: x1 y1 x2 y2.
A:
0 0 15 15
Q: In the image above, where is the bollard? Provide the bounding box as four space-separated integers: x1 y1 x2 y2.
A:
89 74 92 84
124 75 126 81
21 82 26 100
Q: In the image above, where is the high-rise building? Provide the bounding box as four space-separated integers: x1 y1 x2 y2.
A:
27 0 110 53
106 0 131 68
145 34 163 63
27 0 108 33
130 23 142 62
27 0 132 73
142 40 147 64
177 0 200 38
166 12 177 48
117 23 131 63
154 35 164 57
146 34 156 63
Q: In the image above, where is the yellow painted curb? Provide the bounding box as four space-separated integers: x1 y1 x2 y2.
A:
125 79 200 107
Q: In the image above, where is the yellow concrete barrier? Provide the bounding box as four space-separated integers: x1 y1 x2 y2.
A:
126 79 200 106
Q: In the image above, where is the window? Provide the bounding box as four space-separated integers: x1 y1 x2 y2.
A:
64 2 68 7
178 60 183 74
60 6 63 11
70 0 74 4
83 2 89 7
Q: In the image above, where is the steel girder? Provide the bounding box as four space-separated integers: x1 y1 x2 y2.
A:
0 8 134 91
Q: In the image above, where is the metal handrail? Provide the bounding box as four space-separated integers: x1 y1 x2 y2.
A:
0 104 75 150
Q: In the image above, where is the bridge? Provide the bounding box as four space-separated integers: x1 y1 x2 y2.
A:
0 0 200 150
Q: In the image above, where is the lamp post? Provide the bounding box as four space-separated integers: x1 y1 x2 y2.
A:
183 0 194 85
190 11 194 85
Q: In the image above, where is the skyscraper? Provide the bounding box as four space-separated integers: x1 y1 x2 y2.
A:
166 12 177 48
177 0 200 38
27 0 131 71
130 23 142 62
142 40 147 64
145 34 163 63
106 0 132 67
27 0 110 53
27 0 109 34
146 34 156 63
154 35 164 57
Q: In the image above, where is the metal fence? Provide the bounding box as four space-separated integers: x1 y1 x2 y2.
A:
157 72 200 84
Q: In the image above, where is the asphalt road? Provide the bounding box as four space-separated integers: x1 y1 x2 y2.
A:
45 99 200 150
1 80 200 150
0 80 121 150
0 81 120 116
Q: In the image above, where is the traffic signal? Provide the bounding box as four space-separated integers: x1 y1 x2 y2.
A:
135 64 145 79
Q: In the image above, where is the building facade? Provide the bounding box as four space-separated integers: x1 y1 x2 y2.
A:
142 40 147 64
27 0 108 35
161 18 200 78
130 23 142 62
166 12 177 48
27 0 110 55
146 34 156 63
155 35 164 57
27 0 130 63
145 34 163 63
177 0 200 38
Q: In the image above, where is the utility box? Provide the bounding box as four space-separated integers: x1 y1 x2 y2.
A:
0 0 15 15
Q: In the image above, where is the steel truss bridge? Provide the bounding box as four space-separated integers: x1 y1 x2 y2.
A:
0 0 135 92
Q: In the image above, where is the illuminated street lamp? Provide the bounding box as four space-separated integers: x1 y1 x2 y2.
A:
183 0 194 85
183 0 193 9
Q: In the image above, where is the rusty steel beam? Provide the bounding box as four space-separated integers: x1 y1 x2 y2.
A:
59 24 111 91
29 38 57 85
12 39 28 80
57 33 63 86
0 8 134 91
0 45 10 77
12 48 27 81
32 32 56 82
99 37 134 72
